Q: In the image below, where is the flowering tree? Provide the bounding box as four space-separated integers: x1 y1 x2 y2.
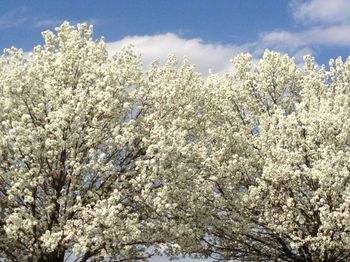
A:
0 22 163 262
141 52 350 261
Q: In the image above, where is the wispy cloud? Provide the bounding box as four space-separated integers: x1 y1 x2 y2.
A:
33 19 63 28
291 0 350 24
0 6 99 29
247 0 350 61
0 6 31 28
260 23 350 48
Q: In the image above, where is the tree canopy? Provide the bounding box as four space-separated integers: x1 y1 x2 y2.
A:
1 22 350 262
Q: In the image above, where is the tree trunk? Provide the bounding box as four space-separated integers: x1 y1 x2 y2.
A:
37 250 65 262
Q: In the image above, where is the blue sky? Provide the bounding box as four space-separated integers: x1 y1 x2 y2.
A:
0 0 350 74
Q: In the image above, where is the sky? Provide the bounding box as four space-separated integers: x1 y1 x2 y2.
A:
0 0 350 75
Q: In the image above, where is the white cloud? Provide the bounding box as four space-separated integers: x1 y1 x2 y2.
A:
106 33 248 75
251 0 350 62
260 23 350 48
104 31 323 74
291 0 350 24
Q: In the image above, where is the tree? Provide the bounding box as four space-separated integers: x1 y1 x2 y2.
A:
0 22 163 262
142 52 350 261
